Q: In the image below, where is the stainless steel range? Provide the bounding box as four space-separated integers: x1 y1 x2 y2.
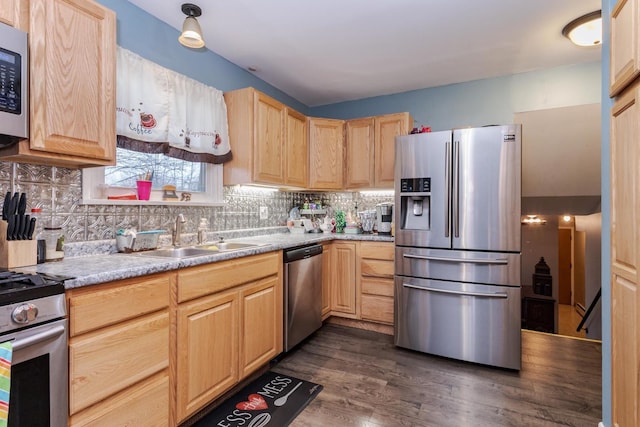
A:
0 270 68 426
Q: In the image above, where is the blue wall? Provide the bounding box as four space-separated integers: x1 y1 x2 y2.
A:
97 0 309 114
601 2 612 426
311 62 601 130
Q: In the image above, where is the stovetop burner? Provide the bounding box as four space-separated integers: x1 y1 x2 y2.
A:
0 270 68 305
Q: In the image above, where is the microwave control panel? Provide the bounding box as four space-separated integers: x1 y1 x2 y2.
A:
0 47 22 115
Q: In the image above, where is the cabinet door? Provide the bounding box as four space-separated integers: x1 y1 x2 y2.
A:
285 107 308 187
69 311 169 415
374 113 412 188
0 0 21 27
27 0 115 163
70 372 169 427
176 290 239 422
254 91 285 184
610 81 640 427
309 117 344 190
345 118 375 188
321 243 333 319
331 242 357 316
610 0 640 96
239 276 283 378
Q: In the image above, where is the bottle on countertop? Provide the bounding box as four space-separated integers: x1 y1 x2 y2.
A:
30 208 46 264
197 218 209 245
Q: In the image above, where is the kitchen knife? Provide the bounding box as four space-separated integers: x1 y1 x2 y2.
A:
19 214 29 240
8 193 19 217
6 216 14 241
17 192 26 215
27 216 36 240
1 192 10 221
12 214 21 240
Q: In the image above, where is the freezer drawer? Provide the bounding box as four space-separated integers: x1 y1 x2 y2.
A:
394 276 521 370
395 247 520 287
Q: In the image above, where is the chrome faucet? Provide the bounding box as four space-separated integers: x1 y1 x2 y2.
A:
172 214 186 247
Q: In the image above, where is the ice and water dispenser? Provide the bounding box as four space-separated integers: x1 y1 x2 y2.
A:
399 177 431 231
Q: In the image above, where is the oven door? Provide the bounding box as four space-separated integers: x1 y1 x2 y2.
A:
4 318 67 427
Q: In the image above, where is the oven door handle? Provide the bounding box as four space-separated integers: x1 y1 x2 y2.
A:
11 324 65 352
402 283 509 298
403 254 509 265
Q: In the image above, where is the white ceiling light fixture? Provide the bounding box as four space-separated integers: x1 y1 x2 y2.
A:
178 3 205 49
562 10 602 47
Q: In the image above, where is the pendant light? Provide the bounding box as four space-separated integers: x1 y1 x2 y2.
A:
179 3 205 49
562 10 602 47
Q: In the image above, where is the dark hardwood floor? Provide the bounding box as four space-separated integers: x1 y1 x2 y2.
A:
274 324 602 427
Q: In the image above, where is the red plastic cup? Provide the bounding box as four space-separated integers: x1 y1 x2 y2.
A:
136 180 152 200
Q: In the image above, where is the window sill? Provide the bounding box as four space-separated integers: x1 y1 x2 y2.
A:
80 199 224 207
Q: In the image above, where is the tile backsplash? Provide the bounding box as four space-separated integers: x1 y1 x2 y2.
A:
0 162 393 243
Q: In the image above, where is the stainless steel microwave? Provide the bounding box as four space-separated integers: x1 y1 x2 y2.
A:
0 22 28 147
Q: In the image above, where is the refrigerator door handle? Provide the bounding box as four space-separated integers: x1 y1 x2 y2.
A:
445 141 451 238
453 139 460 238
402 283 509 299
403 253 509 265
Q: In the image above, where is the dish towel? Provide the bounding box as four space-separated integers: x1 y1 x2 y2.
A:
0 341 12 426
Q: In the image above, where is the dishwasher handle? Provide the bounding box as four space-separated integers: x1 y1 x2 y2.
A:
284 244 323 263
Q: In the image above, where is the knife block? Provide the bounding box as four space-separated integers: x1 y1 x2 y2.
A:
0 220 37 268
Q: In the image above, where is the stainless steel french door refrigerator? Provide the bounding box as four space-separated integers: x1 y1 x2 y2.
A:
394 125 522 370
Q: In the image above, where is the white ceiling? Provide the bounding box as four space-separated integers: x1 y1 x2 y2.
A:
127 0 602 107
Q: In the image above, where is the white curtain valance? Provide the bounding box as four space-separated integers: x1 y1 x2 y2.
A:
116 47 231 164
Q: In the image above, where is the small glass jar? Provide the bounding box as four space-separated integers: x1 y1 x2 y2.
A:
43 227 64 262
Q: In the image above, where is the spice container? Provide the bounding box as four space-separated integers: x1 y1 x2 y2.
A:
43 227 64 261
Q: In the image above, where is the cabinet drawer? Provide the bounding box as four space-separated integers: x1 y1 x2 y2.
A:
68 273 171 336
362 277 394 297
359 242 394 259
361 294 394 324
69 311 169 414
361 258 394 278
70 371 169 427
178 252 280 302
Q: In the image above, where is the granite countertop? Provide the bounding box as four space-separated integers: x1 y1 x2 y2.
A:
17 230 393 289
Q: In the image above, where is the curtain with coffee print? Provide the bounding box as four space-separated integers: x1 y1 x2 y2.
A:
115 47 232 164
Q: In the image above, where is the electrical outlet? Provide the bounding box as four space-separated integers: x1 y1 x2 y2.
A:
259 206 268 220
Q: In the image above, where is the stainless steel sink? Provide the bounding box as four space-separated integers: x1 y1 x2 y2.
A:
138 247 219 258
197 242 262 251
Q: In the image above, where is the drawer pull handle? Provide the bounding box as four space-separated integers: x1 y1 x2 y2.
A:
402 283 509 299
403 254 508 265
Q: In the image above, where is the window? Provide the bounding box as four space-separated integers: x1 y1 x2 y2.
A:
82 148 223 205
106 148 206 192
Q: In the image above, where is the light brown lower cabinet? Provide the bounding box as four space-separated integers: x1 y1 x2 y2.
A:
330 242 358 317
67 272 172 426
174 252 283 424
358 242 395 325
324 241 395 325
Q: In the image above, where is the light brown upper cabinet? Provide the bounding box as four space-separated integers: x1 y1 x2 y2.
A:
345 112 413 189
375 112 413 187
610 0 640 97
0 0 116 167
225 87 308 188
224 88 285 185
0 0 22 27
345 118 375 188
284 107 308 188
308 117 345 190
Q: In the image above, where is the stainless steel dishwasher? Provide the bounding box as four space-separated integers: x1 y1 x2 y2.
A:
284 244 323 351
